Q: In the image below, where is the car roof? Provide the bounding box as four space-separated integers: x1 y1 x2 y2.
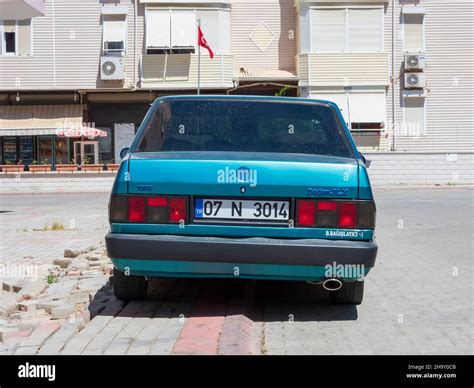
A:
153 94 340 110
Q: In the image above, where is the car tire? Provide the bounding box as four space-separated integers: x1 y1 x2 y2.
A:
113 268 148 301
329 280 364 305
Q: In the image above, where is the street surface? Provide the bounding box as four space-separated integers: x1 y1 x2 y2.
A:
0 188 472 354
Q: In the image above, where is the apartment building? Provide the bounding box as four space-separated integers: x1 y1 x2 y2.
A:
0 0 472 180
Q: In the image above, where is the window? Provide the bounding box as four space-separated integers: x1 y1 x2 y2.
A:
103 15 127 54
403 14 425 52
403 97 426 137
3 20 16 55
145 8 229 55
1 19 32 56
136 99 354 158
97 127 114 163
311 8 383 52
146 9 195 54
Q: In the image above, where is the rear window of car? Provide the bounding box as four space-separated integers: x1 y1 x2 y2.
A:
135 99 354 158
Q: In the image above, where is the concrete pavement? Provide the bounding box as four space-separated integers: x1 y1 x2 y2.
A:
0 188 472 355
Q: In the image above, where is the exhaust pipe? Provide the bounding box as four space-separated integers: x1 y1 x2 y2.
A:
322 278 343 292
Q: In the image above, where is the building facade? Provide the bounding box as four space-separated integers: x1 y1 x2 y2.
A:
0 0 472 178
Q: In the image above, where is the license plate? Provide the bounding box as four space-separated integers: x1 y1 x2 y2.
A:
194 199 290 221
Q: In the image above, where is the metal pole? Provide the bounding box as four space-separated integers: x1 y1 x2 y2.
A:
197 18 201 95
391 0 396 151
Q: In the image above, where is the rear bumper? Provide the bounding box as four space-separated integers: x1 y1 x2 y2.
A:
106 233 378 269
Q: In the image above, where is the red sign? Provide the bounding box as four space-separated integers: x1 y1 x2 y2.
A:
57 127 107 138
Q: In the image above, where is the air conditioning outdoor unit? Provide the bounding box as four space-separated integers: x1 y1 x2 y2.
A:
404 73 426 89
100 56 125 81
405 53 426 70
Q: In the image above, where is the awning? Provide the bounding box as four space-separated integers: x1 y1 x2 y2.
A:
0 0 45 20
101 5 128 15
0 104 83 136
239 68 298 81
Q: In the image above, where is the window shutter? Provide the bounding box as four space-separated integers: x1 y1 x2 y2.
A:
171 10 195 48
404 14 424 52
196 10 219 54
348 92 386 124
219 9 230 54
311 93 350 125
311 9 346 52
103 15 126 47
0 24 3 54
3 20 15 33
17 19 31 55
348 8 383 52
403 97 425 136
146 10 171 48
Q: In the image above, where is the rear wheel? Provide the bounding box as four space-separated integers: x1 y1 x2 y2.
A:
113 268 148 301
329 280 364 305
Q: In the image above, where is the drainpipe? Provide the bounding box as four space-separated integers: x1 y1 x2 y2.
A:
391 0 396 151
133 0 138 90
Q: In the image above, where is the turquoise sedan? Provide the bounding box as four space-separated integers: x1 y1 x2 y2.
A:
106 95 377 304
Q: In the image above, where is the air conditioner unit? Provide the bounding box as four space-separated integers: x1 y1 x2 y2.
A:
100 56 125 81
404 73 426 89
405 53 426 70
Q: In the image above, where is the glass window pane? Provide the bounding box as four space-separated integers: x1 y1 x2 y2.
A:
38 137 53 164
55 138 69 164
19 136 33 164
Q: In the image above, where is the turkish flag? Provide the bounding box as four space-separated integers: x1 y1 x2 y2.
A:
198 26 214 59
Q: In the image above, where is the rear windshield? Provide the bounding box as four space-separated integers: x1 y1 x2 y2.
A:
135 99 354 158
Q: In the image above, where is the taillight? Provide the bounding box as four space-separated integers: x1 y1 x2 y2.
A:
297 200 316 226
168 197 187 223
128 197 146 222
338 202 357 228
147 196 168 223
296 199 375 229
109 195 188 224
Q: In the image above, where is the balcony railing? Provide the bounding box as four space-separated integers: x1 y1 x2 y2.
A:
297 52 389 87
141 54 234 89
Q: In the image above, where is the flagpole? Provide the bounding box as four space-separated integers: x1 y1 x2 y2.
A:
197 18 201 95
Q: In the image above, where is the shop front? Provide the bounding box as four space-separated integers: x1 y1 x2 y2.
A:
0 104 84 170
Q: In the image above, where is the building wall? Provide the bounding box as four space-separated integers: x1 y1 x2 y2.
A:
0 0 137 90
365 152 474 185
230 0 297 73
387 0 474 153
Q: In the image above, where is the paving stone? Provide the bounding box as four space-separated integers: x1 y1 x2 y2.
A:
64 249 81 258
18 300 37 312
53 258 72 269
17 281 47 300
0 327 20 342
50 304 76 320
47 280 78 299
0 293 17 316
67 258 89 272
66 290 91 304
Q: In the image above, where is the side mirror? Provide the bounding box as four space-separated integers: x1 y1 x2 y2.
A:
120 147 129 159
360 153 371 169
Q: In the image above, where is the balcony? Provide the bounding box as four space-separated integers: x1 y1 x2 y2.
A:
0 0 45 19
140 54 234 90
297 52 389 87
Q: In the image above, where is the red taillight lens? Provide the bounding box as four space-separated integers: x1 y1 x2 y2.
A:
148 197 167 207
147 196 168 223
128 197 146 222
317 201 338 211
168 197 187 223
297 200 316 226
338 202 357 228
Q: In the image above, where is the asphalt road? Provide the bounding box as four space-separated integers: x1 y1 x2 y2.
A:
0 188 472 354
